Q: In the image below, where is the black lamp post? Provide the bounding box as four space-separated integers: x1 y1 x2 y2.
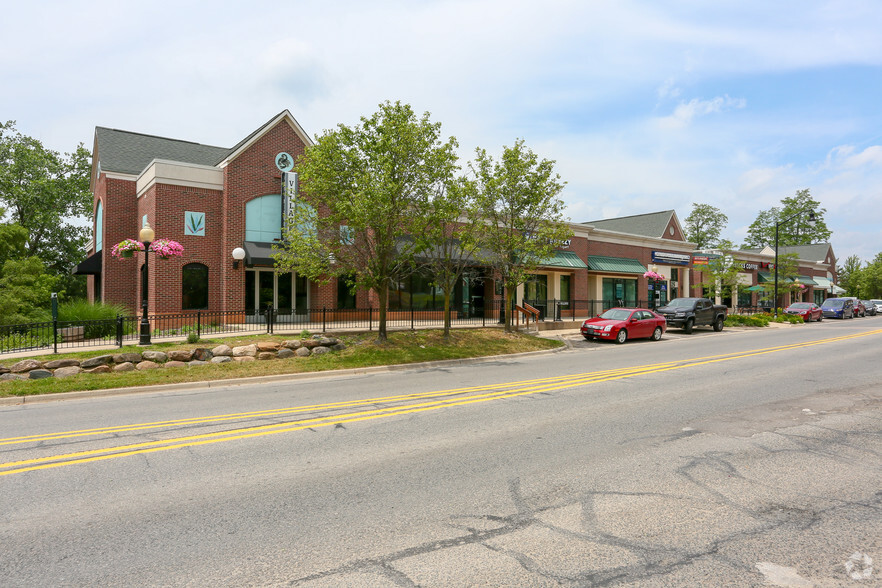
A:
139 223 155 345
774 210 816 318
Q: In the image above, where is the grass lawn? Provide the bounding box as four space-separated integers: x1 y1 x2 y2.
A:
0 329 563 398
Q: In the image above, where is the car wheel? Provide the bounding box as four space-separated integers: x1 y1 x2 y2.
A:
615 329 628 344
713 316 724 332
818 315 822 322
651 326 662 341
583 335 592 341
684 318 694 334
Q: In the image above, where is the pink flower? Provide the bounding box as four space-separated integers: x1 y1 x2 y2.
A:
150 239 184 259
643 271 663 280
111 239 145 259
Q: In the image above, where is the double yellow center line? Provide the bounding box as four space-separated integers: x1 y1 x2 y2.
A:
2 329 879 477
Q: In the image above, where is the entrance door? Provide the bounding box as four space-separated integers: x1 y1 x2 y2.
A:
245 270 309 317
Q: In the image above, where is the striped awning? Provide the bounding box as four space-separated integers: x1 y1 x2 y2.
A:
813 276 833 290
796 275 818 286
538 251 588 269
586 255 648 274
758 271 792 284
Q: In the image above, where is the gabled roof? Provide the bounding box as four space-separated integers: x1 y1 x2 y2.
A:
216 110 313 168
741 243 835 264
94 127 229 176
583 210 681 239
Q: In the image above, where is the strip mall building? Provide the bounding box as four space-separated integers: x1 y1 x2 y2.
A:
75 110 840 317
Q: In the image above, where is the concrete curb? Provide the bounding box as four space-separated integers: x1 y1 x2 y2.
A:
0 343 568 406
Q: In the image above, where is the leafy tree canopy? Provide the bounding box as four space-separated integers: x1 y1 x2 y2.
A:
837 254 863 297
684 203 728 249
741 189 831 249
0 121 92 276
0 256 58 325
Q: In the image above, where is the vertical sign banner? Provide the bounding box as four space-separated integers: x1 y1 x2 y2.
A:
281 172 298 230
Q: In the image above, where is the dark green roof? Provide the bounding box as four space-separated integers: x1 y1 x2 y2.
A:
95 127 231 176
539 251 588 269
586 255 647 274
582 210 676 239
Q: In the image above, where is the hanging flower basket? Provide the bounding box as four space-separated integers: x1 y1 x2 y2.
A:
111 239 145 260
150 239 184 260
643 270 663 280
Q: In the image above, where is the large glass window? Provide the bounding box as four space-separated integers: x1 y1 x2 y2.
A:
94 200 103 251
245 194 282 242
602 277 637 306
337 275 357 309
524 275 548 302
182 263 209 310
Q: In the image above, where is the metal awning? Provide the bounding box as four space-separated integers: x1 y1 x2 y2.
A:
832 284 846 294
813 276 833 290
243 241 278 266
745 285 766 292
586 255 647 274
72 250 102 275
539 251 588 269
758 271 792 283
796 275 818 286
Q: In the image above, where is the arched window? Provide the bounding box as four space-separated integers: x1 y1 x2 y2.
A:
182 263 209 310
95 200 103 251
245 194 282 242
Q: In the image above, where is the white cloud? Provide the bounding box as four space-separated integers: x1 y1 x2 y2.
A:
657 96 747 130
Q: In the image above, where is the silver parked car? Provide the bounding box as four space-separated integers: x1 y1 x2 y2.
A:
870 300 882 314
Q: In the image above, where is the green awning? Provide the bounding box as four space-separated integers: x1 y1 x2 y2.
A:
586 255 647 274
796 275 818 286
814 276 833 290
539 251 588 269
745 285 766 292
758 271 791 283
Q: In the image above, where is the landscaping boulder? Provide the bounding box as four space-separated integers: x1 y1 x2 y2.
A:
277 348 295 359
281 340 301 350
114 362 136 372
11 359 43 373
84 365 112 374
164 361 188 369
136 361 161 370
312 346 330 356
192 348 213 361
232 344 257 357
167 350 194 362
44 358 81 369
302 339 322 349
188 360 209 367
113 352 142 364
80 355 114 369
211 344 233 357
210 356 232 364
53 366 82 379
332 343 347 351
1 373 28 381
318 337 336 346
295 347 311 357
257 352 276 361
141 351 168 363
232 355 255 362
28 369 53 380
257 342 278 352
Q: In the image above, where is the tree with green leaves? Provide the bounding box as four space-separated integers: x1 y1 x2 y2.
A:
0 219 28 277
470 139 570 332
0 256 58 325
275 101 460 343
742 189 831 249
0 121 92 291
837 254 863 296
694 253 741 303
857 252 882 298
684 203 728 249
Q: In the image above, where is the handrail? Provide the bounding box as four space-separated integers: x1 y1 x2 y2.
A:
515 304 540 329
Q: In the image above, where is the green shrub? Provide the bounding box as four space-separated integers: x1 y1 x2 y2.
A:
187 332 199 344
725 314 770 327
57 300 130 339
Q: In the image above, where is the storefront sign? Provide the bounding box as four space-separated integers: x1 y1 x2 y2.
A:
738 261 759 270
184 211 205 236
652 251 691 265
281 172 298 227
275 152 294 172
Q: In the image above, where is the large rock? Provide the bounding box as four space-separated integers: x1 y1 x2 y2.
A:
44 358 81 369
331 343 347 351
167 350 194 362
188 360 209 367
141 350 168 363
84 365 112 374
211 344 233 357
113 362 136 372
295 347 311 357
210 356 232 364
281 340 302 350
11 359 42 373
0 373 28 381
256 342 278 352
136 361 161 370
318 337 337 346
232 344 257 357
232 355 255 362
312 346 330 356
80 355 114 369
28 369 53 379
192 348 213 361
277 348 295 359
113 352 142 364
257 352 276 361
53 366 82 379
164 361 188 369
0 365 9 374
302 339 322 349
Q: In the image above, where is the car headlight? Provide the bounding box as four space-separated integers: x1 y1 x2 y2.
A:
674 311 685 316
604 325 613 332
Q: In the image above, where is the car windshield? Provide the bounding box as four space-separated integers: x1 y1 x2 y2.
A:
871 300 882 305
823 300 844 308
599 309 632 321
788 303 810 309
664 299 695 308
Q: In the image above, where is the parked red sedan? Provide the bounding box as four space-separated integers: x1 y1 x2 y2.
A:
783 302 823 322
581 308 667 344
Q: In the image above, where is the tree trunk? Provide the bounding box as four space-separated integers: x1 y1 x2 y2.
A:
375 286 388 343
505 287 514 332
443 291 451 339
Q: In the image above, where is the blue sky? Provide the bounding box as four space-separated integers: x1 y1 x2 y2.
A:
3 0 881 265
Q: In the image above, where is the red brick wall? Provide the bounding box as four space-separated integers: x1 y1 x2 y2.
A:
99 175 139 312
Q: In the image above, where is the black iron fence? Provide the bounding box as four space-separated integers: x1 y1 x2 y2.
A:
1 299 660 356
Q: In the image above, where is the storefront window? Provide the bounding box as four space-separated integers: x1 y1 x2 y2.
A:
524 275 548 302
182 263 209 310
560 275 571 302
602 277 637 307
245 194 282 242
337 275 357 309
738 290 752 308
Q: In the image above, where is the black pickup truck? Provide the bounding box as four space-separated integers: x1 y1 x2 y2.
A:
655 297 728 333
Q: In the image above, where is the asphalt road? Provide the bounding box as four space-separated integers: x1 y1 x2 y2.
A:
1 317 881 587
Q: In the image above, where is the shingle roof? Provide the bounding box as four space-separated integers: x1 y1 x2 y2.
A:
94 127 231 176
776 243 834 263
582 210 675 239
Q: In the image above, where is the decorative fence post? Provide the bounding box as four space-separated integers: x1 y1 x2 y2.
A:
116 315 123 348
196 311 202 339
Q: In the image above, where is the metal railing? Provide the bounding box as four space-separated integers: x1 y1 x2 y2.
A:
1 299 659 356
